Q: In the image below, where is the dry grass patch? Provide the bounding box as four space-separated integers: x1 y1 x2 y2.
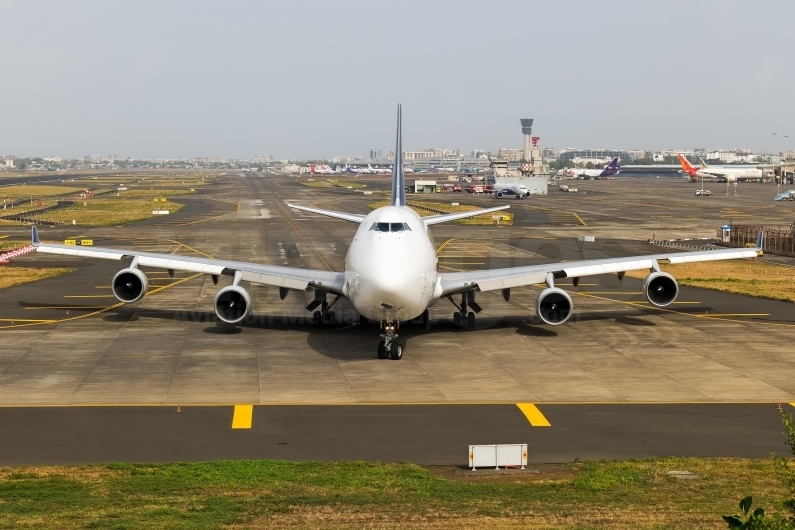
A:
0 185 85 198
626 259 795 302
26 198 185 226
0 458 789 529
0 267 75 290
116 188 196 197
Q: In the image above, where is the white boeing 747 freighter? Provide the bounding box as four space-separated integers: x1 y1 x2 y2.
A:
29 105 763 360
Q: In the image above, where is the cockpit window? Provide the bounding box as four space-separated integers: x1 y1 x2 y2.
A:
369 222 411 232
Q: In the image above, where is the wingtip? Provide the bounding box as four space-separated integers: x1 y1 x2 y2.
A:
31 226 40 246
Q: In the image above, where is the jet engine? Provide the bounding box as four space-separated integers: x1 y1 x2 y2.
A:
111 268 148 303
642 271 678 307
535 287 573 325
214 285 251 324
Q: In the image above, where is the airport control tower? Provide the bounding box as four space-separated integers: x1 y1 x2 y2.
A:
521 118 534 162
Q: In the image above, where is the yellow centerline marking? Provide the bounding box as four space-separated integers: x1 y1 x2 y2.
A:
693 313 770 317
516 403 551 426
169 240 215 259
572 212 587 226
232 405 254 429
26 306 108 310
64 295 118 298
436 239 453 253
0 319 55 322
95 286 111 289
271 202 333 272
0 235 8 239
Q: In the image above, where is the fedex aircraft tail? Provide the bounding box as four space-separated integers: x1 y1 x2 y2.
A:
391 104 406 207
605 157 620 170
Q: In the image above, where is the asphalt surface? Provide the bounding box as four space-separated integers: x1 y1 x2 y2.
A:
1 172 795 466
0 404 791 466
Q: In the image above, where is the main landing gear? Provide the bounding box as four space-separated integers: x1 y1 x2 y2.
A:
306 289 340 325
448 289 481 330
377 321 404 360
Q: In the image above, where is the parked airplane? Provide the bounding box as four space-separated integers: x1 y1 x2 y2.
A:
677 154 763 182
344 165 369 174
368 164 392 174
431 165 457 172
494 184 530 199
309 164 336 175
27 106 762 360
565 157 621 178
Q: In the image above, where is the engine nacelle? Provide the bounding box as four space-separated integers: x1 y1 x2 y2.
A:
112 268 148 303
642 271 678 307
214 285 251 324
535 287 573 325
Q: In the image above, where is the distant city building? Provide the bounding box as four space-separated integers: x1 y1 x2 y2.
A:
557 149 624 162
497 148 523 161
109 154 117 162
44 156 62 162
369 149 381 159
4 159 13 168
250 155 273 163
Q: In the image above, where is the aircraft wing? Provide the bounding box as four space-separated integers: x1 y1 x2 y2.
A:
438 234 762 297
30 227 345 295
287 203 365 223
424 205 510 226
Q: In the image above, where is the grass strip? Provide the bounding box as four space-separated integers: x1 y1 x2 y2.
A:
0 267 75 290
0 458 788 529
25 198 186 227
626 260 795 302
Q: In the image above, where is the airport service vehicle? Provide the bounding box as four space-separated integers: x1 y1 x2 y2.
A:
27 106 763 360
467 185 491 194
695 189 712 196
678 154 763 182
494 185 529 199
564 158 621 178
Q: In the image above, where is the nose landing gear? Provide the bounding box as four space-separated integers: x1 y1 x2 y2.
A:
377 321 403 360
448 289 480 330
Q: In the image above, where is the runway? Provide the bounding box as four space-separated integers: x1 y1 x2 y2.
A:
1 172 795 465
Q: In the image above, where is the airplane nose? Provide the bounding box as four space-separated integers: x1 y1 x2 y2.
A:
371 263 406 304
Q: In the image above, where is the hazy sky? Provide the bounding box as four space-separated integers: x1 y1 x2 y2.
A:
1 1 793 159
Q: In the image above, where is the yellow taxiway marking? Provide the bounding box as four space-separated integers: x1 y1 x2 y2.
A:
232 405 254 429
516 403 551 427
436 239 453 253
25 306 107 310
169 240 215 259
695 313 770 317
438 265 465 272
632 301 701 305
572 212 587 226
64 295 118 298
565 291 642 295
271 202 333 272
790 403 795 409
0 319 56 322
95 286 111 289
0 235 8 239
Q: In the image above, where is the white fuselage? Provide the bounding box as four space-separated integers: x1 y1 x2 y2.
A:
696 166 763 182
344 206 438 322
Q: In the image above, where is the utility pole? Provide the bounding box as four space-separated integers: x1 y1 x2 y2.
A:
772 132 777 159
785 135 790 158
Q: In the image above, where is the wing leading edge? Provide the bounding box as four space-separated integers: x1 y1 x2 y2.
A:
31 227 345 294
438 234 763 297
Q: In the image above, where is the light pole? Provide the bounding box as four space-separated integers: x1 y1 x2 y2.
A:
772 132 777 159
785 135 790 158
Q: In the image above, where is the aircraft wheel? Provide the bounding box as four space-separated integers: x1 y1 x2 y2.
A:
313 311 322 325
453 312 462 327
467 312 476 330
377 341 388 359
390 342 404 360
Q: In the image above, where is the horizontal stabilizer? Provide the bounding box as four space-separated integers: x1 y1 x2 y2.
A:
287 204 364 223
424 205 510 226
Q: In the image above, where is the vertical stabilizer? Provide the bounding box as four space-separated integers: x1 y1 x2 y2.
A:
390 104 406 207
